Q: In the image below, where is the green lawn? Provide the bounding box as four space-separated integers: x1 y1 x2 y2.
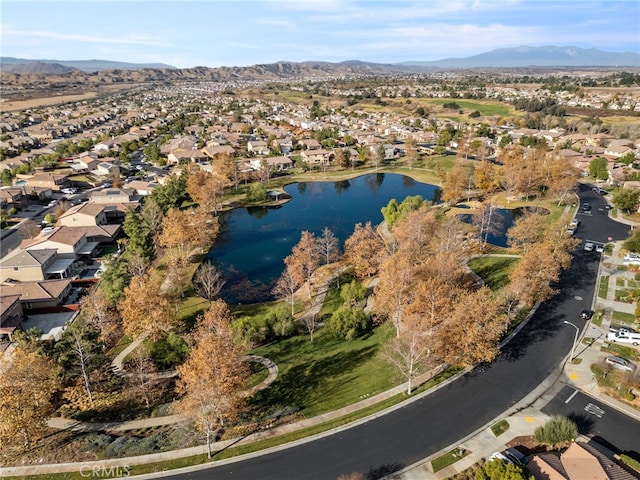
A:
598 276 610 299
467 256 519 290
421 98 515 117
249 323 397 417
431 447 469 472
612 311 635 323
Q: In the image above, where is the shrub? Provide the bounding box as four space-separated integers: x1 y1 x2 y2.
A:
325 306 369 340
148 332 188 369
533 415 577 446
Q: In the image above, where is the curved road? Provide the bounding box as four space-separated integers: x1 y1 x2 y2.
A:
166 185 630 480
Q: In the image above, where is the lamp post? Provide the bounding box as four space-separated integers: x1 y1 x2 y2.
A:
564 320 580 362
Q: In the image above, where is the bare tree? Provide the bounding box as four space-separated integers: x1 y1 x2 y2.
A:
18 219 41 239
128 350 159 412
316 226 340 266
193 262 226 300
302 313 320 342
380 315 431 395
273 267 300 315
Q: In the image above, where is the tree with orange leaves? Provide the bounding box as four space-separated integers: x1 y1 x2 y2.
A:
284 230 319 299
175 303 248 459
343 222 386 280
118 273 178 339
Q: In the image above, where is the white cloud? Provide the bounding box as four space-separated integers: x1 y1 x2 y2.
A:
3 26 173 47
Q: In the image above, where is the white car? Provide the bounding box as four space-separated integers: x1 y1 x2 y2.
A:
623 253 640 265
584 242 594 252
61 187 77 194
595 244 605 253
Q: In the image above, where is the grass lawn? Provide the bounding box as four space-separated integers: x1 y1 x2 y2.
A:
598 276 610 299
249 323 397 417
467 256 519 290
490 419 509 437
431 447 469 473
601 343 640 361
420 98 516 117
612 311 635 324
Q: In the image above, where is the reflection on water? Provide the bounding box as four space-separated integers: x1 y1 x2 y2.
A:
458 206 550 248
206 174 440 303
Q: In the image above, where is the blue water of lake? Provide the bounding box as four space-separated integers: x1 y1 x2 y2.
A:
205 173 440 303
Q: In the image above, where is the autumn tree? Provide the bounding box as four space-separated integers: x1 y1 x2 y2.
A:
189 299 237 345
374 251 416 337
193 262 226 300
175 306 248 459
404 136 418 170
284 230 319 299
473 160 502 196
186 167 228 214
158 207 217 263
441 161 468 205
544 154 579 204
316 226 340 265
438 287 506 367
507 213 547 253
508 243 561 308
0 348 58 450
343 222 386 280
393 205 438 257
118 273 178 339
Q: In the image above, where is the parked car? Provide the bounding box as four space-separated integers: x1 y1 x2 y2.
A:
607 330 640 346
623 253 640 265
595 244 605 253
582 203 592 212
580 309 594 320
605 356 637 372
584 242 594 252
61 187 77 194
490 448 527 466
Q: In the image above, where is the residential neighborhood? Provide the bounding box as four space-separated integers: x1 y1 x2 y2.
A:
1 68 640 479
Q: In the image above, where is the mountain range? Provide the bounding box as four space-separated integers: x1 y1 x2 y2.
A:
401 46 639 68
0 58 176 73
1 46 638 74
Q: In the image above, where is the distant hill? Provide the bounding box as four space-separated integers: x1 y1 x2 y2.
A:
400 46 640 68
1 61 81 74
0 57 176 73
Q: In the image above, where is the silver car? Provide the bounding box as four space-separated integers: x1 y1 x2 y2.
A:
605 356 636 372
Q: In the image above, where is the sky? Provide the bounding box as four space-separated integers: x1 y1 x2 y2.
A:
1 0 639 69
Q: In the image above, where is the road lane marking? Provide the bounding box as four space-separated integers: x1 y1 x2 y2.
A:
584 403 605 418
565 389 578 404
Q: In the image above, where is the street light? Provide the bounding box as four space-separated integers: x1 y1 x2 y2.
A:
564 320 580 362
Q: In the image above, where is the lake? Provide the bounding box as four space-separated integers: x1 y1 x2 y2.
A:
205 173 441 303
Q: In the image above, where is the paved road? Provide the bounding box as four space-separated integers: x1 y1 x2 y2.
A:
163 190 633 480
541 386 640 457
